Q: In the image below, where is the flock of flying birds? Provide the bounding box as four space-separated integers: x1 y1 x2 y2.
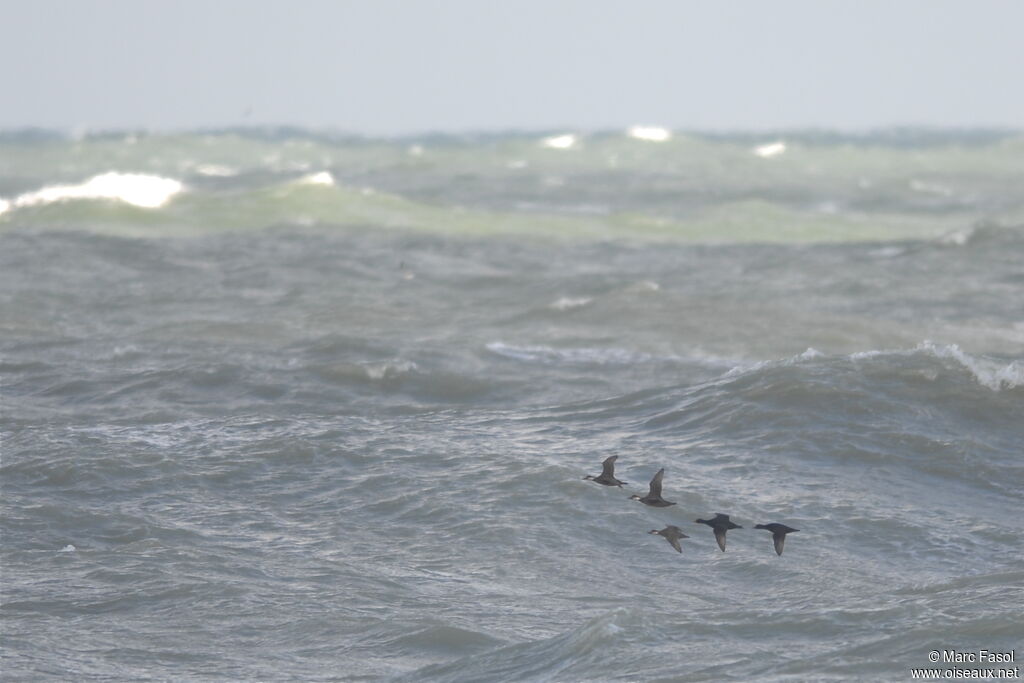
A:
583 455 799 556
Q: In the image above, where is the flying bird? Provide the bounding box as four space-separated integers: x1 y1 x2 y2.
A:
630 468 676 507
695 513 742 551
649 525 689 553
583 455 626 487
754 523 799 556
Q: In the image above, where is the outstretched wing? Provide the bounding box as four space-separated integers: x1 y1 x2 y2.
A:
649 468 665 497
600 455 618 478
668 535 682 553
773 532 786 556
714 527 727 552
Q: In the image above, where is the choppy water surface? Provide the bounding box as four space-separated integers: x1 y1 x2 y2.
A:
2 128 1023 681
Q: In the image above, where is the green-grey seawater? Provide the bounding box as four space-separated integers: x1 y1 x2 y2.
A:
2 128 1022 681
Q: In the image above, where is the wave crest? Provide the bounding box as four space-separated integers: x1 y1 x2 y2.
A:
7 172 184 209
916 341 1023 391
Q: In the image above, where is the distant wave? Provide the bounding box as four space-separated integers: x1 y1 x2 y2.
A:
484 340 1024 394
486 342 663 366
292 171 335 186
2 172 184 211
719 343 1022 392
3 131 1022 245
547 296 592 311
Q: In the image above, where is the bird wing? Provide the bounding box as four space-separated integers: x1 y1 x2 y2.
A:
668 535 682 553
601 455 617 478
773 532 786 556
649 468 665 497
714 527 727 552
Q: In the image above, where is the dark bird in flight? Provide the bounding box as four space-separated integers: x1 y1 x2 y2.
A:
583 455 626 487
695 513 742 551
649 525 689 553
630 468 676 507
754 523 799 556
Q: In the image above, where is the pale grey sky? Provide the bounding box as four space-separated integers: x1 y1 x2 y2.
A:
5 0 1023 133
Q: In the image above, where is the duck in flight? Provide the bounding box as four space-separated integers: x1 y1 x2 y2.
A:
583 455 627 487
754 523 799 556
649 525 689 553
630 468 676 507
695 513 742 551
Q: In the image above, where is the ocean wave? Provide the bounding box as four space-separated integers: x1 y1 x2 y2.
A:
547 296 592 311
626 125 672 142
292 170 335 186
0 175 451 234
387 623 505 657
541 133 579 150
723 343 1022 392
312 359 419 383
192 163 237 177
753 140 787 158
617 343 1023 472
915 341 1023 391
486 342 661 366
3 173 1015 246
723 347 825 379
935 220 1024 248
5 172 184 210
307 360 494 402
3 128 1023 245
397 608 639 681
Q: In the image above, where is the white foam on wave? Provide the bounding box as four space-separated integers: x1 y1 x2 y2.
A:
363 360 418 381
726 344 1021 392
753 141 787 158
548 296 592 311
486 341 656 365
295 171 336 186
0 198 9 216
9 172 184 209
917 341 1023 391
541 134 578 150
626 125 672 142
59 544 76 553
849 343 1022 391
194 163 237 177
724 347 821 377
849 349 887 360
938 226 975 246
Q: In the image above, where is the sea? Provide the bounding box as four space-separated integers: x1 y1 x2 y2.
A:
1 127 1022 681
